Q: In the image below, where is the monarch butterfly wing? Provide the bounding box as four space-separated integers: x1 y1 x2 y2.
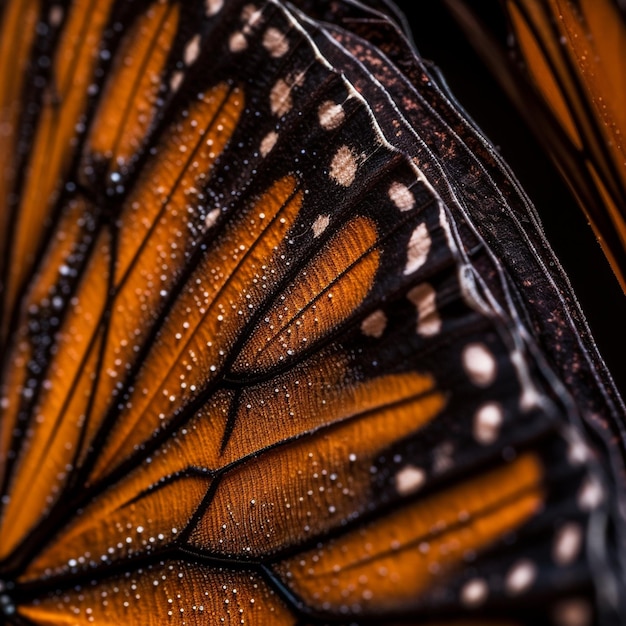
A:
0 0 122 345
0 1 623 625
290 1 626 618
310 0 626 427
321 1 626 540
0 0 41 335
0 0 211 527
0 1 512 618
440 0 626 293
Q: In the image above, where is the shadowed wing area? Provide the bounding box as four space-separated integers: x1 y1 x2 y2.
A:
0 1 624 625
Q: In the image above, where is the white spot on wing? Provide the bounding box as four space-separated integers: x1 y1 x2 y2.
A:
389 181 415 211
473 402 503 444
553 599 592 626
270 78 292 116
312 215 330 238
318 100 345 130
205 0 223 15
241 4 258 19
462 343 497 387
404 223 431 275
263 27 289 57
568 436 589 464
170 70 184 92
510 349 542 411
184 34 201 65
204 209 220 230
241 4 263 34
578 477 603 510
49 5 64 26
329 145 357 186
460 578 488 607
229 31 248 52
361 310 387 338
505 560 536 595
553 523 582 566
395 465 426 496
260 131 278 157
407 282 440 336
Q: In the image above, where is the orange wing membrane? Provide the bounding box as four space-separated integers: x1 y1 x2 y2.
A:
444 0 626 291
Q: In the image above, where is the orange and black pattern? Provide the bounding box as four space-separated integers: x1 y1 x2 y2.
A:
441 0 626 292
0 1 624 625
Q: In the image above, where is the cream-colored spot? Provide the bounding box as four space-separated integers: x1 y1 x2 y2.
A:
578 477 603 510
460 578 488 607
360 310 387 338
169 70 184 92
403 222 431 275
553 599 592 626
473 402 503 445
311 214 330 238
553 523 583 566
270 78 292 116
406 282 440 336
184 34 201 65
259 131 278 157
263 27 289 57
520 385 542 411
505 559 536 595
229 31 248 53
389 181 415 211
568 437 589 464
462 343 497 387
204 209 220 230
49 5 64 26
318 100 345 130
242 5 263 34
205 0 223 15
510 349 542 411
329 145 357 186
241 4 259 21
395 465 426 496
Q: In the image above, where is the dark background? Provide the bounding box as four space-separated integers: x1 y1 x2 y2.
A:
389 0 626 396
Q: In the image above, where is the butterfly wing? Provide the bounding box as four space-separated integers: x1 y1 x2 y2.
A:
0 1 623 624
440 0 626 293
